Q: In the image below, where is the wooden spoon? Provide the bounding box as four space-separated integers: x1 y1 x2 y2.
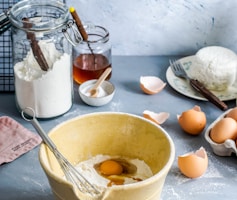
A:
88 67 112 97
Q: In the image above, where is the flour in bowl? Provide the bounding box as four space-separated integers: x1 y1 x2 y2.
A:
189 46 237 91
74 154 153 190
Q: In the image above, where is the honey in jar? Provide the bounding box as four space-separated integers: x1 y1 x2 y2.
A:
73 24 112 84
73 53 111 84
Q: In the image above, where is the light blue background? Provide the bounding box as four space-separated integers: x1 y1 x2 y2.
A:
68 0 237 56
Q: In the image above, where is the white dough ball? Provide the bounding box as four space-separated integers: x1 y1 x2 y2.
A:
189 46 237 91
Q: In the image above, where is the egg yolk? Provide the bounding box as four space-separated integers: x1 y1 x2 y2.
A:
99 160 123 175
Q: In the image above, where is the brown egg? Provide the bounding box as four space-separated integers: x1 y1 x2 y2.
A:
178 105 206 135
143 110 170 125
140 76 166 95
226 107 237 121
178 147 208 178
210 117 237 144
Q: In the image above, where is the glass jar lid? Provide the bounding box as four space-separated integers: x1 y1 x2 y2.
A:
9 0 69 32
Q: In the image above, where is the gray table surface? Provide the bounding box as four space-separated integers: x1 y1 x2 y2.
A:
0 56 236 200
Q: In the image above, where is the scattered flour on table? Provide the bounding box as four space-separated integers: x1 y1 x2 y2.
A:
161 151 236 199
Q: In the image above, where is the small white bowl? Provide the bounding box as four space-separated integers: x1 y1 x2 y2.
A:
205 108 237 156
79 79 115 106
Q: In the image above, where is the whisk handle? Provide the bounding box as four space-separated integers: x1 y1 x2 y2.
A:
21 107 57 152
30 118 57 152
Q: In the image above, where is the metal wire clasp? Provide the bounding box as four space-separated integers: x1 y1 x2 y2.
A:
62 19 82 46
0 7 11 35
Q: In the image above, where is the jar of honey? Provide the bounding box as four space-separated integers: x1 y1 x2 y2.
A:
72 24 112 84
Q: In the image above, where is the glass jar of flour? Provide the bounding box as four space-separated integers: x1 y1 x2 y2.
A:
9 0 73 118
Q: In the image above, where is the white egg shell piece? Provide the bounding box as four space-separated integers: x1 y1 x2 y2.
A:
205 108 237 156
140 76 166 94
143 110 170 124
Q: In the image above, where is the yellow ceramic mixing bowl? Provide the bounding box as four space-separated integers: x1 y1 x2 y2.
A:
39 112 175 200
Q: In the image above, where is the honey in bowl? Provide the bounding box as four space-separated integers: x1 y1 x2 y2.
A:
73 54 112 84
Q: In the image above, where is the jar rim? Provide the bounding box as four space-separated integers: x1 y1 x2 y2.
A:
9 0 69 32
82 24 109 44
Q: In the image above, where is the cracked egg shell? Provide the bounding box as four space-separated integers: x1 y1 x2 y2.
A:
140 76 166 95
143 110 169 125
178 147 208 178
177 105 206 135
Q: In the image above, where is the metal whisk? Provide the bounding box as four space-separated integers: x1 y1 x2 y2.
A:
21 107 102 198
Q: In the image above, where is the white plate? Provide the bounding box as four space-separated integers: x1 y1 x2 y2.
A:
166 56 237 101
